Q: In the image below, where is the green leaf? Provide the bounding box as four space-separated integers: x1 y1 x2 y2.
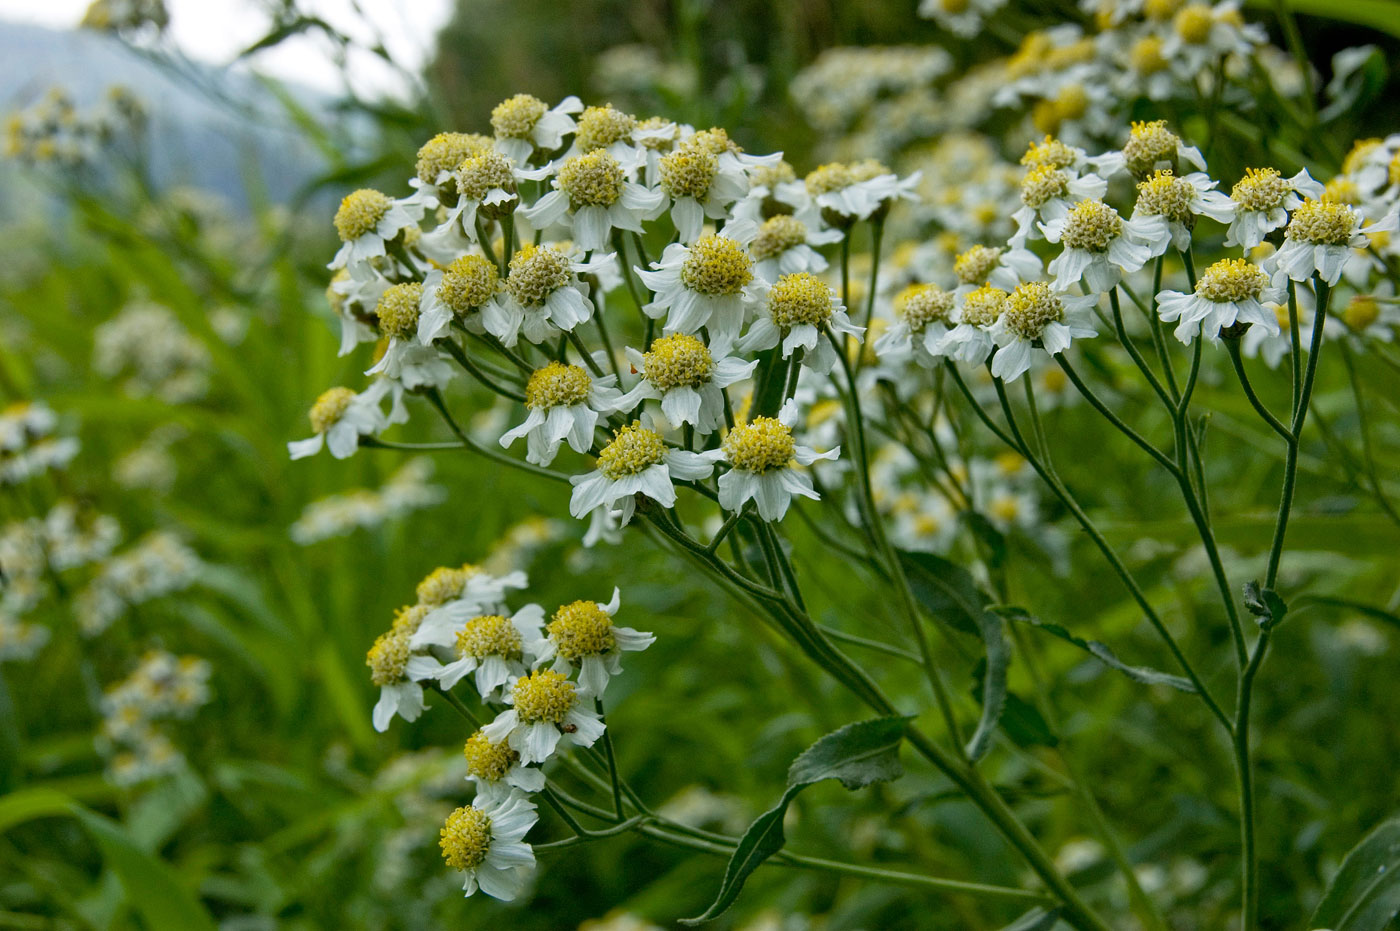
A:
1000 908 1063 931
994 605 1197 693
965 610 1009 762
1243 582 1288 630
899 550 989 637
1263 0 1400 41
681 717 911 924
73 809 219 931
1310 815 1400 931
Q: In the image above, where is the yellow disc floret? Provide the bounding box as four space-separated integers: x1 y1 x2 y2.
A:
558 150 625 207
723 417 797 473
1231 167 1288 212
961 285 1009 327
511 668 577 724
1021 136 1078 170
375 282 424 340
333 189 392 242
366 629 412 687
1135 170 1195 222
750 215 809 261
805 162 856 196
507 244 573 305
392 604 431 635
1004 282 1065 340
1130 35 1168 74
643 333 714 389
1194 258 1268 302
416 132 491 184
1344 295 1381 331
437 254 500 315
767 272 835 328
597 422 666 479
309 387 355 434
895 284 954 332
954 245 1004 285
1020 165 1070 208
1123 120 1181 177
416 566 469 606
574 105 636 153
660 142 718 200
455 615 524 661
491 93 548 139
548 599 617 660
1173 3 1214 43
456 150 517 202
680 235 754 296
750 160 796 190
464 730 519 782
1322 177 1360 205
1060 200 1124 251
1286 199 1357 245
525 362 592 410
440 806 493 871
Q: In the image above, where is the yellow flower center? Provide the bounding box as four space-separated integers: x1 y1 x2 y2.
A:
491 94 548 139
574 105 636 152
415 132 491 184
1021 135 1078 170
416 566 469 606
1060 200 1124 251
690 127 743 155
464 730 519 781
375 282 424 340
1143 0 1182 19
805 162 856 196
1174 4 1214 43
455 614 524 661
440 806 492 871
1344 295 1381 330
680 235 754 296
333 189 392 242
1020 165 1070 208
723 417 797 473
392 604 431 635
437 254 500 315
1342 138 1382 174
750 160 796 190
643 333 714 389
366 629 411 687
1195 258 1268 302
750 215 809 261
558 149 625 207
1004 282 1066 340
1135 170 1195 222
895 284 954 332
512 668 577 724
547 599 617 660
954 245 1004 285
1130 35 1168 73
1231 167 1288 212
961 285 1009 327
456 150 517 202
506 244 573 306
636 116 678 151
1286 199 1357 245
597 422 667 478
659 142 718 200
1322 177 1360 205
1123 120 1180 176
525 362 592 409
309 387 355 434
768 272 835 328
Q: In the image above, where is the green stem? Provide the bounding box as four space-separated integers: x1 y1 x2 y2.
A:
596 699 624 819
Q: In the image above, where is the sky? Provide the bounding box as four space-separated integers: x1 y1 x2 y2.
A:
0 0 452 97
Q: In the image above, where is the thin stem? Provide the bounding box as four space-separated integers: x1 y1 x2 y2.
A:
596 699 624 819
1110 288 1176 411
439 338 526 403
1225 342 1292 441
1339 341 1400 525
422 388 571 484
1054 356 1179 473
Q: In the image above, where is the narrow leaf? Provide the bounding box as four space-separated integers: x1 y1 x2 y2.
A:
679 787 797 925
74 809 219 931
1000 907 1063 931
899 550 989 637
1310 815 1400 931
966 611 1009 762
994 605 1197 693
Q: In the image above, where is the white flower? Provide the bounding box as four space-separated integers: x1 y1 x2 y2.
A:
519 149 666 252
482 245 615 347
616 334 755 434
656 135 756 243
749 214 842 283
1225 168 1323 248
1269 199 1398 286
952 244 1044 293
491 93 582 163
367 627 436 732
327 266 388 356
1157 258 1284 343
288 382 391 460
1242 292 1313 367
738 272 863 375
702 399 838 521
439 789 539 901
410 605 547 699
875 284 958 366
940 284 1010 364
417 253 501 344
501 362 624 465
1159 2 1266 77
636 223 762 353
1132 169 1236 250
568 422 715 525
987 283 1098 382
918 0 1009 36
1042 199 1170 293
363 281 458 389
802 161 921 224
1011 167 1107 248
463 729 548 796
440 149 537 241
329 189 422 270
1118 120 1206 179
481 668 605 764
531 588 654 695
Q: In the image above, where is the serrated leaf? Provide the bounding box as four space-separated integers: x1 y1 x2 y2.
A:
965 611 1009 762
899 550 989 637
682 717 911 924
1243 582 1288 629
993 605 1197 693
1310 815 1400 931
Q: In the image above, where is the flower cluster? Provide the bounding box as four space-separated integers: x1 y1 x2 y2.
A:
4 86 145 168
74 531 202 636
99 650 211 786
93 301 211 403
362 560 652 900
289 458 446 545
0 401 80 486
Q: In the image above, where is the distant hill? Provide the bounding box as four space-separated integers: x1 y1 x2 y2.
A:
0 20 331 219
